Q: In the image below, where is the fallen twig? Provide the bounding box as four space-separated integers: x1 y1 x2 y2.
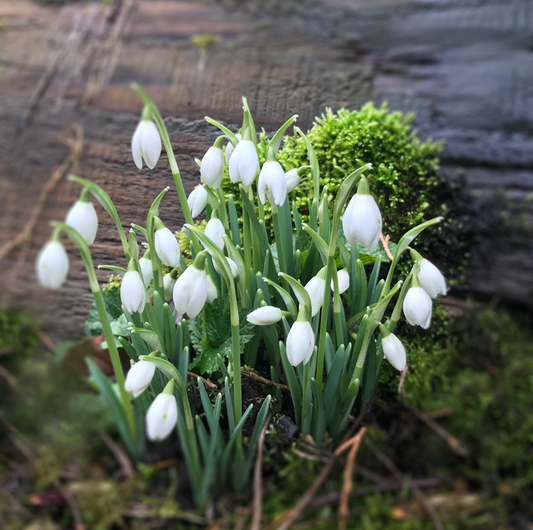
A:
190 373 218 389
59 485 86 530
252 413 272 530
242 371 290 392
380 233 394 261
100 430 135 479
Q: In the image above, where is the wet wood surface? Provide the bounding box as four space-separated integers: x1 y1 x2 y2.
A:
0 0 532 339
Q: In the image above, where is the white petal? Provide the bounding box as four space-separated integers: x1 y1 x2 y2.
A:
65 201 98 245
247 306 282 326
286 321 315 366
234 140 259 186
125 360 156 397
146 393 178 441
201 146 224 188
403 287 432 329
382 334 406 371
131 122 144 169
184 270 207 318
304 276 325 317
121 271 146 313
187 186 209 218
206 275 218 303
205 218 226 250
140 121 161 170
285 169 301 193
418 259 447 298
36 241 69 290
173 266 194 315
225 134 241 166
332 270 350 294
139 257 153 287
155 227 181 267
163 273 176 301
342 194 382 250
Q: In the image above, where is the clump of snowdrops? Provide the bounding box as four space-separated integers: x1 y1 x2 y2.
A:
36 86 447 507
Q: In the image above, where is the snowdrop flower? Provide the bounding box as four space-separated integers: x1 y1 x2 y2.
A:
154 218 181 268
258 160 287 207
173 253 208 318
302 275 326 317
403 280 432 329
65 189 98 245
418 258 447 299
204 218 225 250
121 260 146 314
206 275 218 303
342 177 382 251
139 251 153 287
331 269 350 294
125 360 156 398
285 168 301 194
318 202 324 224
187 185 209 218
286 307 315 366
229 139 259 186
213 256 239 279
225 133 241 165
247 306 283 326
163 269 178 301
380 325 406 371
131 111 161 170
201 141 224 188
146 380 178 442
36 238 69 290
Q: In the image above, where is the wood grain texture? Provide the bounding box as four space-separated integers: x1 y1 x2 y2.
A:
0 0 531 340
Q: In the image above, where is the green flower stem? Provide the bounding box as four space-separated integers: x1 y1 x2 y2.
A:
301 360 310 434
272 207 287 275
146 218 164 301
242 195 253 277
316 255 334 384
331 267 344 348
54 222 135 439
216 187 230 230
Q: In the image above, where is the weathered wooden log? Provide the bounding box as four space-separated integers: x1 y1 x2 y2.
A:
0 0 531 341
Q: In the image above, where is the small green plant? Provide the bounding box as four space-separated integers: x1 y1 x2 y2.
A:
35 89 449 509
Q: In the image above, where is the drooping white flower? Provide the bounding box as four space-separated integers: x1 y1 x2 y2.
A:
204 218 225 250
36 240 69 290
131 120 161 170
382 333 407 371
139 255 153 287
201 145 224 188
187 186 209 218
403 286 432 329
285 168 301 194
163 271 177 301
65 196 98 245
342 178 382 251
247 306 282 326
173 263 208 318
121 268 146 314
228 139 259 186
154 220 181 268
213 256 239 278
302 276 326 317
286 320 315 366
206 275 218 303
225 134 241 166
331 269 350 294
146 381 178 442
125 360 156 398
258 161 287 207
418 259 447 299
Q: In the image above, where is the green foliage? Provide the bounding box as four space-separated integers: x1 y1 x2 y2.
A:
188 294 255 375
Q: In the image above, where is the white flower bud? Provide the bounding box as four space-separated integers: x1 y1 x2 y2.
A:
154 226 181 268
65 200 98 245
204 218 225 250
131 120 161 170
146 392 178 442
125 360 156 398
285 168 301 193
139 257 153 287
187 186 209 218
301 276 326 317
36 240 69 290
258 161 287 207
403 286 432 329
382 333 406 371
121 270 146 314
418 259 447 299
331 269 350 294
228 139 259 186
173 266 207 318
286 320 315 366
206 275 218 303
247 306 282 326
213 256 239 278
201 145 224 189
342 194 382 251
163 272 177 301
225 134 241 166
